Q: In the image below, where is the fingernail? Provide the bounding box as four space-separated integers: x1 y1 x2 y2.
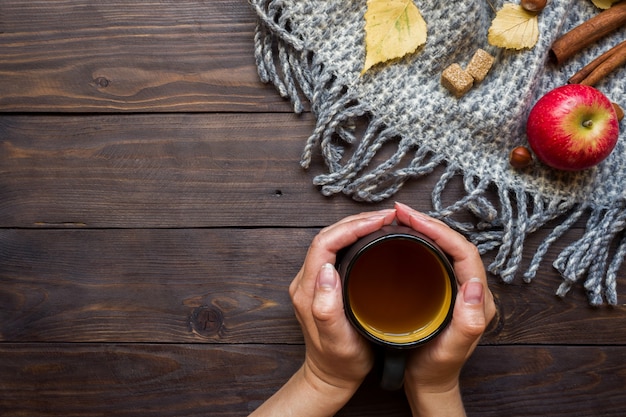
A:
410 211 431 222
365 213 390 223
318 263 338 290
464 278 484 305
365 214 385 222
372 208 396 218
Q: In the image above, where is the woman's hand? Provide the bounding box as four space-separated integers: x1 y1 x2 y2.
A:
250 208 396 417
290 208 396 394
395 202 496 417
251 203 494 417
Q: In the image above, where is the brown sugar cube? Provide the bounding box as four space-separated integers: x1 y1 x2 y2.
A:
466 49 495 83
441 63 473 98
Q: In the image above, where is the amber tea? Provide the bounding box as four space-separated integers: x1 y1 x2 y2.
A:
337 225 456 390
340 226 455 346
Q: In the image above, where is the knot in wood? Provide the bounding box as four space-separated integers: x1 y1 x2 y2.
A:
94 76 110 88
189 305 224 337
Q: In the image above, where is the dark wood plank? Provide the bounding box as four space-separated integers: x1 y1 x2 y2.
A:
0 228 308 344
3 1 625 416
460 346 626 417
2 228 625 345
1 344 625 417
0 343 303 417
0 0 291 113
0 113 447 228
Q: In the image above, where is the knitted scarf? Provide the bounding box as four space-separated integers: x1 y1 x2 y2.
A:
251 0 626 305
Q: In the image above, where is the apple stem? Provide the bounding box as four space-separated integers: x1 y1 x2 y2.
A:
582 119 593 128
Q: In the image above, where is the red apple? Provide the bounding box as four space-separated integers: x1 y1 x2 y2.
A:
526 84 620 171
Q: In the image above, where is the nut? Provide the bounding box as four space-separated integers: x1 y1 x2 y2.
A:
509 146 533 169
521 0 547 12
613 102 624 122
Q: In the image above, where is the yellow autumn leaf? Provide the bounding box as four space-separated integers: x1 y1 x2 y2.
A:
361 0 427 75
592 0 620 9
487 3 539 50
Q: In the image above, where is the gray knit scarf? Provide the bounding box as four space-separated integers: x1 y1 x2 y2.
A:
251 0 626 305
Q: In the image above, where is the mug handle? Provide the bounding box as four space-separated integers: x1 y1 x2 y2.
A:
380 348 407 391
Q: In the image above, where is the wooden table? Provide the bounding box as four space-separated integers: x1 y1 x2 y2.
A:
2 2 625 416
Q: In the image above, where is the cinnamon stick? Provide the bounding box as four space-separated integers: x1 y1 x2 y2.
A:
569 40 626 85
550 1 626 65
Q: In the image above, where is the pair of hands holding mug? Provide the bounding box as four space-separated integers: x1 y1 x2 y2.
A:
250 202 496 417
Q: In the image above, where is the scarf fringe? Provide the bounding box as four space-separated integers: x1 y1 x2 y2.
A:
251 0 624 305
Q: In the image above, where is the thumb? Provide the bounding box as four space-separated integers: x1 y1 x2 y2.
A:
311 263 352 344
445 278 488 354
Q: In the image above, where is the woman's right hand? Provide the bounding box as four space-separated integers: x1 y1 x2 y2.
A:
395 202 496 417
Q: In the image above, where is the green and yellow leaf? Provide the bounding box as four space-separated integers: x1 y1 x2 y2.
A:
361 0 427 75
591 0 621 9
488 3 539 50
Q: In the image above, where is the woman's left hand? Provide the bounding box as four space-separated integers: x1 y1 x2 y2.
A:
289 209 397 394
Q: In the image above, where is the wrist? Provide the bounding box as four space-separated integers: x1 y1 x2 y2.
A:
301 361 362 403
249 364 360 417
404 379 466 417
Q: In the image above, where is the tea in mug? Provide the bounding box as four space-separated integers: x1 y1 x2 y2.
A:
346 237 453 344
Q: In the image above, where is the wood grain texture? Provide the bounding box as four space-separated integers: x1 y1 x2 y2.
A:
0 344 303 417
1 344 625 417
1 228 625 345
0 228 307 344
0 1 291 112
2 0 625 416
0 113 453 228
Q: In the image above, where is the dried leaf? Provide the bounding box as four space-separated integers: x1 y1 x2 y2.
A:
591 0 621 9
361 0 427 75
488 3 539 50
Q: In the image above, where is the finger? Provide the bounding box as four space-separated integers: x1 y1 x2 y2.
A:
395 203 496 322
438 278 489 361
311 264 361 352
289 209 396 344
294 209 396 295
321 208 396 231
394 202 485 285
292 209 395 291
394 202 472 261
315 208 397 253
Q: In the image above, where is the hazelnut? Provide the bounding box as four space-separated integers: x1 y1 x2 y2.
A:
521 0 547 12
613 102 624 122
509 146 533 169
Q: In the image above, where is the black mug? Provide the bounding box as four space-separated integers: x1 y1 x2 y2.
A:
336 225 457 390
